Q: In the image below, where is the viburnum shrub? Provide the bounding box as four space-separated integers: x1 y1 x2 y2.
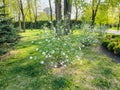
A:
29 24 103 68
30 34 82 68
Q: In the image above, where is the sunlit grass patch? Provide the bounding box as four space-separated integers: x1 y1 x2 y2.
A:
0 29 120 90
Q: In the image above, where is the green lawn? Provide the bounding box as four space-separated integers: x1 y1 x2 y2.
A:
0 29 120 90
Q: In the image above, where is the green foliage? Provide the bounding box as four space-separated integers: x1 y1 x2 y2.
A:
0 5 19 55
14 20 82 29
92 77 111 88
102 34 120 55
52 77 73 89
113 44 120 55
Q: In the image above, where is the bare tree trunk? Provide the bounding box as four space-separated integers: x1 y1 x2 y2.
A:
2 0 6 16
64 0 72 35
32 0 38 29
18 11 21 30
27 0 33 30
18 0 26 32
49 0 53 22
91 0 101 28
55 0 62 35
117 13 120 30
55 0 62 21
75 0 78 22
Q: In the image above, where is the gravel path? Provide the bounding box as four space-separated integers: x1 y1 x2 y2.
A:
106 30 120 35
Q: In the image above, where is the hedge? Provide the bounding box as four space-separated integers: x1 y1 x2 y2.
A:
14 20 82 29
102 34 120 55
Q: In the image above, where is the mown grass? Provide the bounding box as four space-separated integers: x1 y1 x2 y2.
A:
0 29 120 90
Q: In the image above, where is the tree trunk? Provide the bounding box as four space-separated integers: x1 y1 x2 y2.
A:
91 0 100 28
64 0 72 35
49 0 53 22
27 0 33 30
55 0 62 21
22 14 25 32
55 0 62 35
75 0 78 22
117 13 120 30
91 9 95 27
19 0 25 32
33 0 37 29
2 0 6 16
18 11 21 30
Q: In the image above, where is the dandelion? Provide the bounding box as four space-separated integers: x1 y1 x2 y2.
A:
80 60 82 65
31 41 34 44
60 61 64 65
76 55 79 59
47 40 50 43
38 41 41 44
64 64 67 67
57 38 60 40
45 55 49 58
51 50 55 54
52 37 55 40
45 39 48 42
51 62 54 65
65 55 68 58
36 48 39 51
82 45 85 48
42 52 46 55
65 59 69 62
48 54 52 58
40 61 44 64
29 56 33 60
53 27 56 31
49 21 52 24
54 65 57 68
62 52 65 56
79 47 81 50
64 43 67 46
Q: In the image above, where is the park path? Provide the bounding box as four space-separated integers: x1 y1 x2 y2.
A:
106 30 120 35
100 29 120 63
99 46 120 63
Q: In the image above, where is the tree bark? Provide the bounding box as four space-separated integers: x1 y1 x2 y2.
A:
117 12 120 30
55 0 62 21
31 0 37 29
27 0 33 30
18 0 26 32
2 0 6 16
64 0 72 35
49 0 53 22
55 0 62 35
91 0 101 28
18 11 21 30
75 0 78 22
34 0 37 29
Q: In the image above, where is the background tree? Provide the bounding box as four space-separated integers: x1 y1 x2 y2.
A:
55 0 62 35
91 0 101 27
26 0 33 30
49 0 53 22
0 0 19 55
31 0 38 29
17 0 26 32
64 0 72 35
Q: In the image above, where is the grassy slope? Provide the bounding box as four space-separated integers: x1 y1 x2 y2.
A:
0 30 120 90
